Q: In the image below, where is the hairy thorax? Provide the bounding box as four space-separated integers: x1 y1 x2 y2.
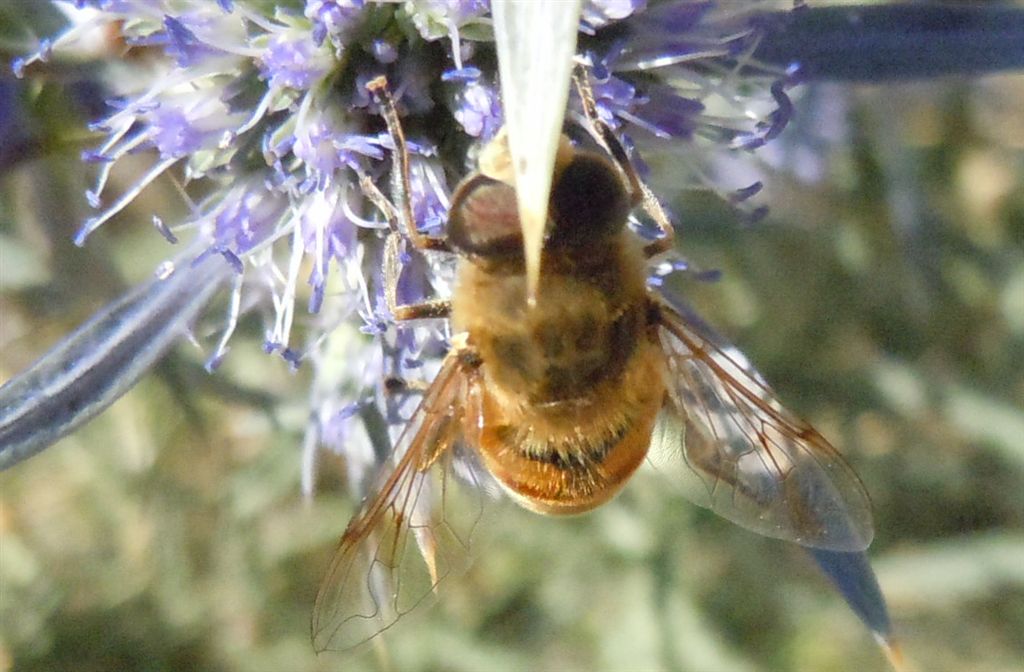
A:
451 235 666 514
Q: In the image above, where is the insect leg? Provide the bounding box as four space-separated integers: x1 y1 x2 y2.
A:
366 75 450 254
382 373 430 396
572 64 676 257
382 226 451 322
361 79 452 322
359 173 451 321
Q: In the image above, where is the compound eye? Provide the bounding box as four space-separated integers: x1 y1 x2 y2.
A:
548 152 631 247
447 173 524 259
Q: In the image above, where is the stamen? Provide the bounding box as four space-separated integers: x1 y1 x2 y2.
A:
76 156 179 246
206 271 244 373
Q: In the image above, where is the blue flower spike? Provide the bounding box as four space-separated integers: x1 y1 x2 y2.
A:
810 548 907 671
0 253 232 470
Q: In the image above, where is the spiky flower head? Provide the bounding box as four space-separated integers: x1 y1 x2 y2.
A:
15 0 797 488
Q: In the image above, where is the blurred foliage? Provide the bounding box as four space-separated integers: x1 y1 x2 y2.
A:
2 12 1024 672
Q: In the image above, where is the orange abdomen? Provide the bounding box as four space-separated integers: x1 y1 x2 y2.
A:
472 339 666 515
452 236 665 514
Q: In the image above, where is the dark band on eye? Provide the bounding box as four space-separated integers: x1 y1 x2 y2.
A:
548 152 630 247
447 173 524 259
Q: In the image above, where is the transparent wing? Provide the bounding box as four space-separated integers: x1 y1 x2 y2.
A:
311 354 487 652
649 299 874 551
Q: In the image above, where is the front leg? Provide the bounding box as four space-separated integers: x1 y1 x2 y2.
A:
383 231 451 322
366 76 450 254
572 64 676 258
355 98 452 323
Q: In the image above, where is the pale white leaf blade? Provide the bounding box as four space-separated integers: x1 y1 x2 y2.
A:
492 0 583 299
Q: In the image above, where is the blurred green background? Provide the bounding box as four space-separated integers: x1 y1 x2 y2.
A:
2 7 1023 672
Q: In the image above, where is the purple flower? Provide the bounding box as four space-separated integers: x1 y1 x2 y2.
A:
5 1 901 662
12 0 821 518
581 0 646 33
452 78 502 139
306 0 366 47
260 33 332 91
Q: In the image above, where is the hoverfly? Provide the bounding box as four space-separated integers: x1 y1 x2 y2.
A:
310 71 874 652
